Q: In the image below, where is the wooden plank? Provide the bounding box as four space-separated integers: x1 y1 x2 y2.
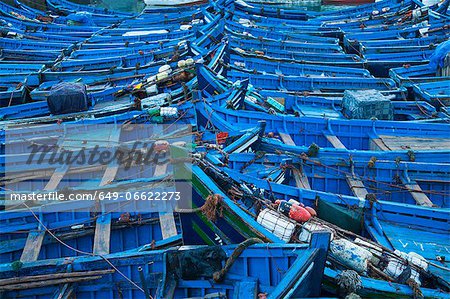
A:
370 137 391 151
99 164 119 187
378 135 450 151
53 284 74 299
156 162 178 239
346 175 369 200
93 128 122 255
325 134 346 149
325 133 369 200
293 168 311 190
99 128 122 187
44 165 69 191
402 178 434 207
154 162 168 177
375 138 434 207
92 214 112 255
279 132 296 146
159 212 178 240
279 132 311 189
20 230 45 262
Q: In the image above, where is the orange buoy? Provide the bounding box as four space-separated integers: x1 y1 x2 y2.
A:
305 206 317 217
289 206 311 223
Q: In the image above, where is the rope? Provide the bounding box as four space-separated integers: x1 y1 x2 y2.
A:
213 238 263 282
293 153 449 197
406 278 424 299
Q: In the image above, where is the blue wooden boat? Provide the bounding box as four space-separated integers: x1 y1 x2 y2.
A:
226 66 396 92
230 35 344 54
12 0 70 24
0 240 329 299
390 63 450 87
0 83 26 108
233 0 411 20
198 68 446 122
54 45 189 72
225 20 340 44
413 80 450 107
0 38 74 51
255 90 447 121
70 39 187 60
359 35 448 50
0 14 100 35
197 95 450 151
229 17 343 38
219 149 449 208
0 195 183 263
0 1 63 24
229 46 366 68
230 53 371 78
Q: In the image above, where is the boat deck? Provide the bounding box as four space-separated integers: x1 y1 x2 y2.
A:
374 135 450 151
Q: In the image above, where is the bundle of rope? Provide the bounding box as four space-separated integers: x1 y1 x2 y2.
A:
336 270 362 295
175 193 224 222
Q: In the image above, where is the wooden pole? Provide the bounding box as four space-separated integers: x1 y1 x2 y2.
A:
0 270 114 287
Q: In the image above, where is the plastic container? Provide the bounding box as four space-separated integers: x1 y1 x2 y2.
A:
185 58 194 66
384 258 422 285
160 107 178 118
277 201 293 215
298 221 334 243
158 64 172 74
257 208 296 242
354 238 382 266
330 239 373 274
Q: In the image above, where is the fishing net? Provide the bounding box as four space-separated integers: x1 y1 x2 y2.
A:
166 246 227 280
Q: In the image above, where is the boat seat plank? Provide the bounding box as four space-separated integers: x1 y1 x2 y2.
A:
402 178 434 207
346 175 369 200
293 168 312 190
93 214 112 255
99 127 122 186
20 230 45 262
44 165 69 191
324 134 346 149
370 138 391 151
325 133 369 200
279 132 296 146
155 162 178 239
279 132 311 189
378 135 450 151
159 212 178 240
92 127 122 254
375 139 435 206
